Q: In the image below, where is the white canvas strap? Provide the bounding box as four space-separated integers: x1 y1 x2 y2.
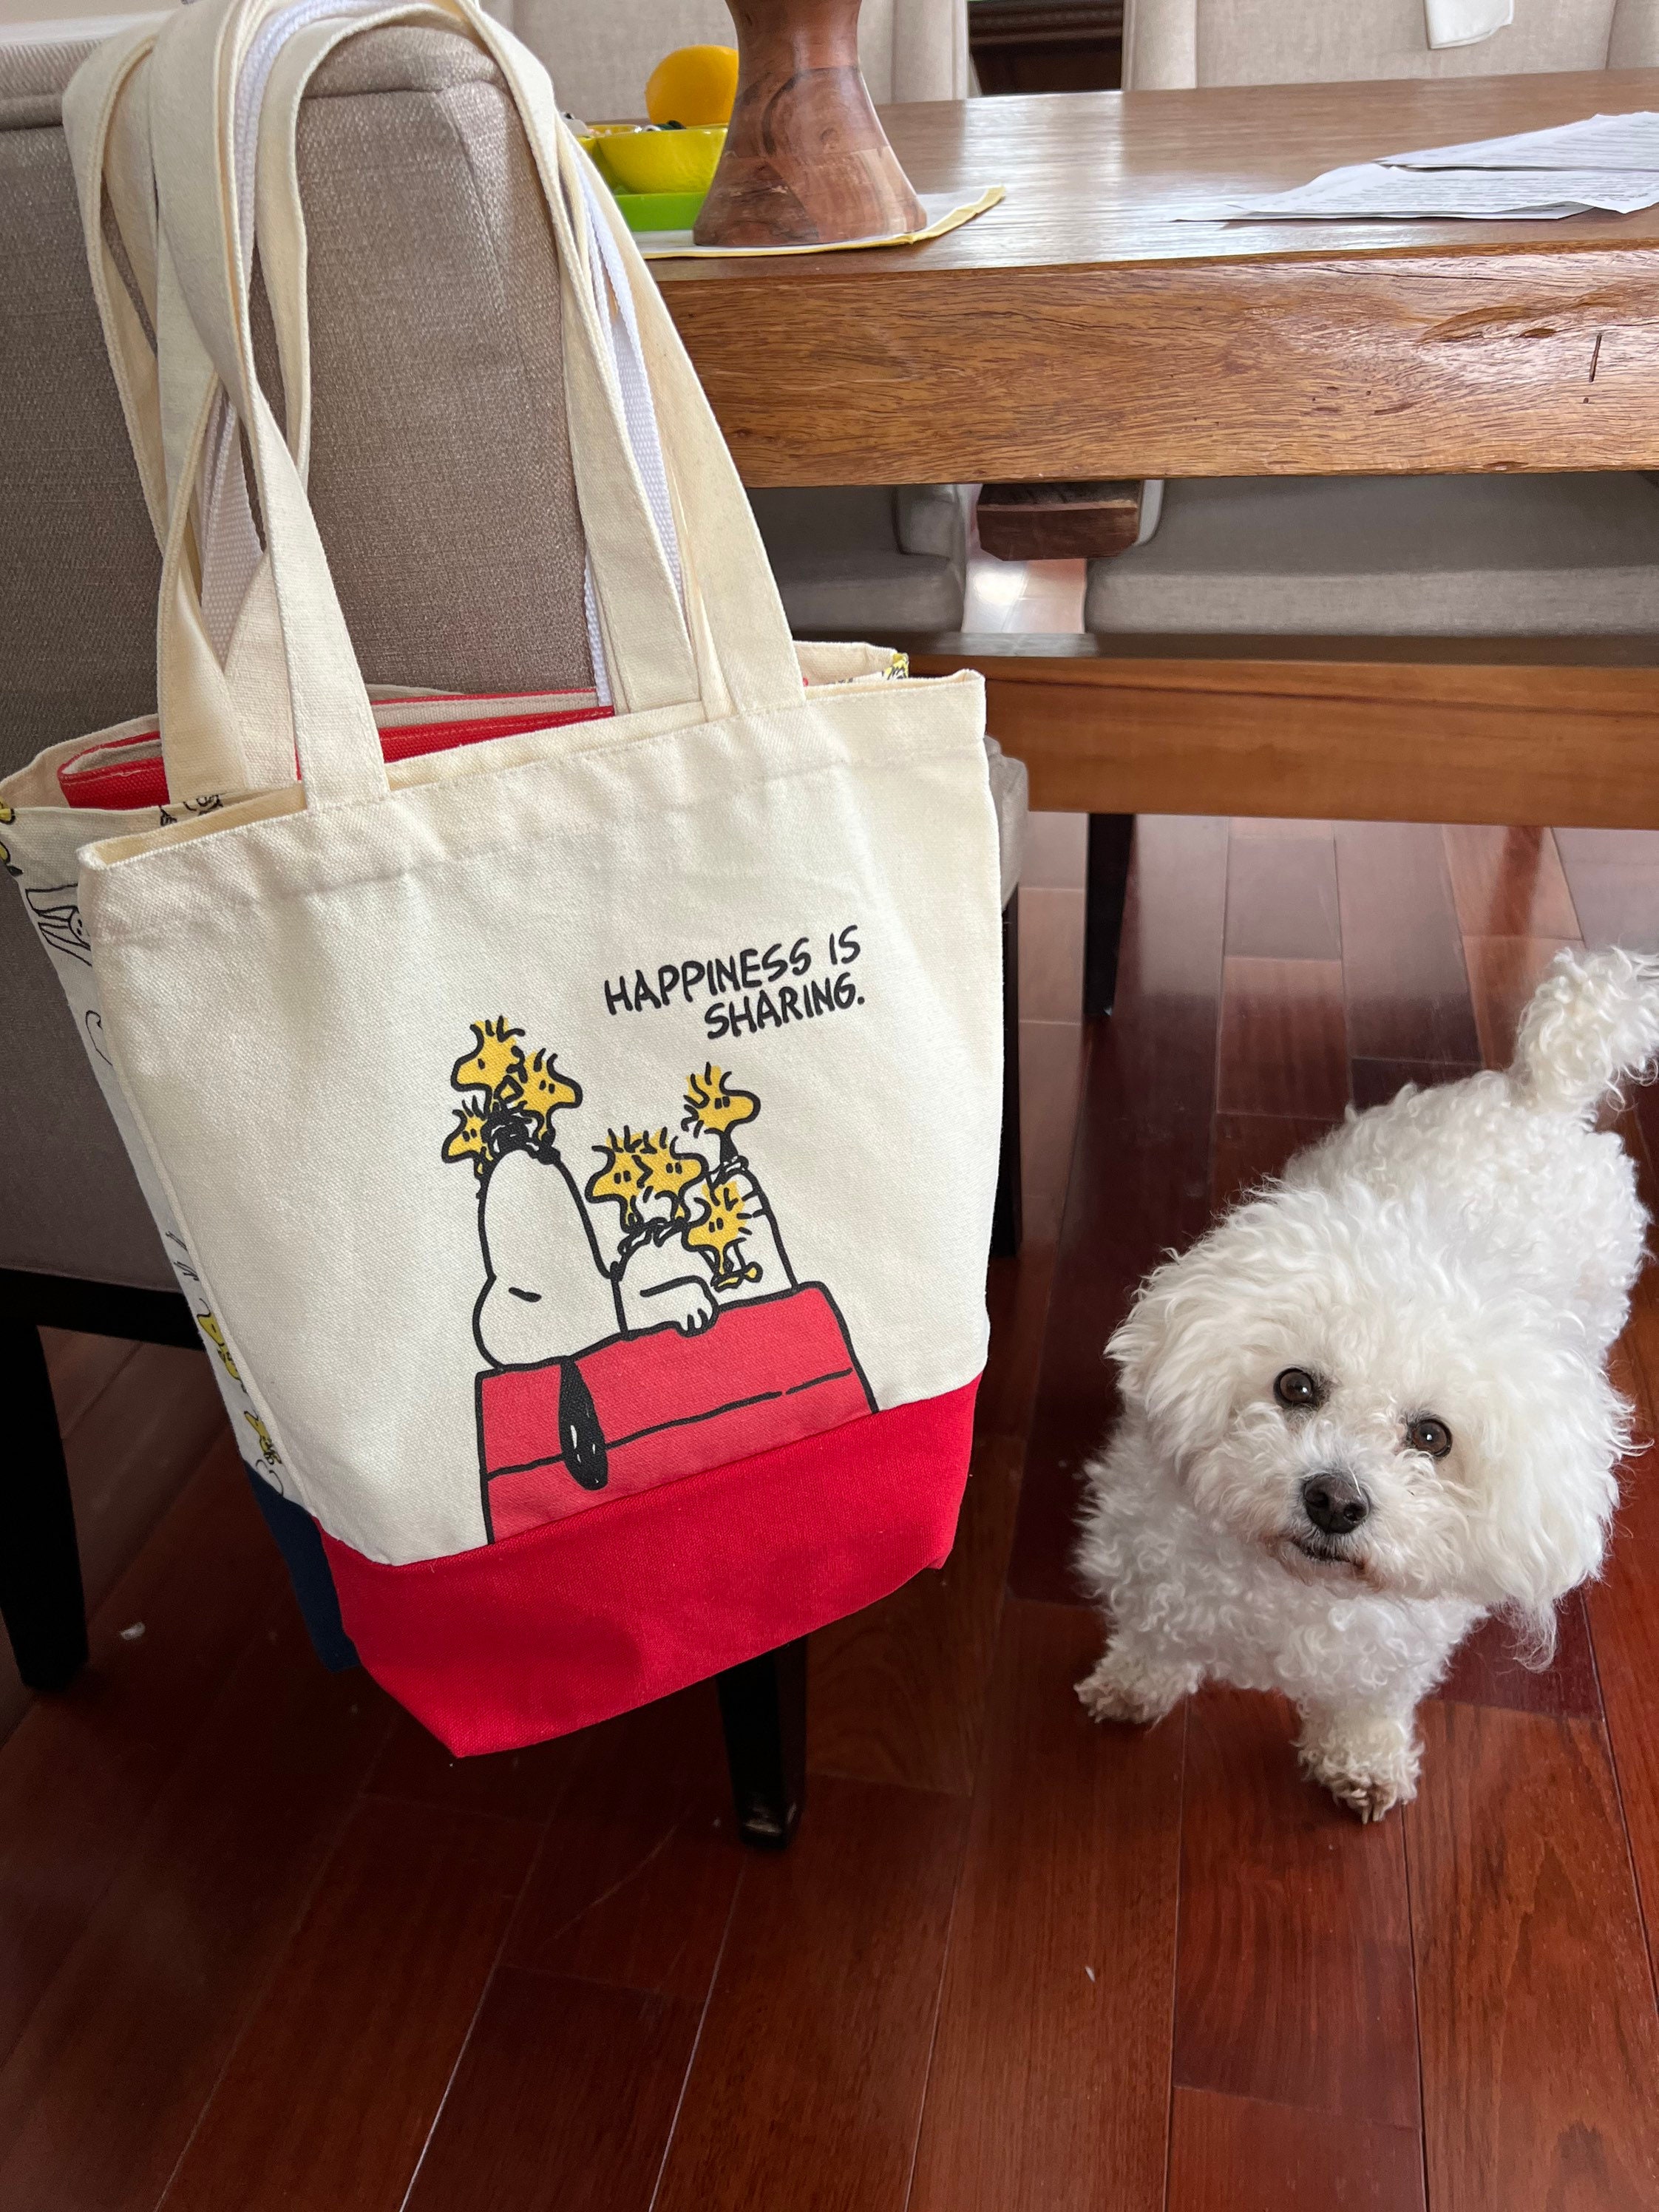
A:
146 0 678 798
61 23 168 540
64 15 300 793
143 0 807 808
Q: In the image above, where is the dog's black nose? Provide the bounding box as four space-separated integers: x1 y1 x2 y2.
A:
1301 1470 1370 1536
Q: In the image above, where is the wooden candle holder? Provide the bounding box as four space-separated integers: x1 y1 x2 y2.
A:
693 0 928 248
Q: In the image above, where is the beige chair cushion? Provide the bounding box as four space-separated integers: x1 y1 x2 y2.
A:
1122 0 1659 87
504 0 968 120
1084 472 1659 634
748 484 968 634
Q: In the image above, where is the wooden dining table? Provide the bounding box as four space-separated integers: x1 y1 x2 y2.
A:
654 71 1659 835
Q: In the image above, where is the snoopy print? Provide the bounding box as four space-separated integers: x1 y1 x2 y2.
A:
442 1020 873 1541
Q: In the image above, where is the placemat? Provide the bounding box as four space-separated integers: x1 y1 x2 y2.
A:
637 185 1003 259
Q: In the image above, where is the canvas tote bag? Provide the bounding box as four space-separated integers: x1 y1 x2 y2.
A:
64 0 1002 1753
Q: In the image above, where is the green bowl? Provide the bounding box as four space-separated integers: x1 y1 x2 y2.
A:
612 190 708 234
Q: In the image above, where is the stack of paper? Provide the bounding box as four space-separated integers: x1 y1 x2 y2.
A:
1178 110 1659 222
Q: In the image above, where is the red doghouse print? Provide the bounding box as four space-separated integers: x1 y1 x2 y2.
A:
477 1285 874 1539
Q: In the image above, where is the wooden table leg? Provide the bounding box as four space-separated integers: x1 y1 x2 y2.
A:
1 1319 88 1692
695 0 926 247
716 1635 808 1850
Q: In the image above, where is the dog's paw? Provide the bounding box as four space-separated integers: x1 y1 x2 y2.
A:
1296 1721 1420 1824
1317 1765 1413 1824
1076 1652 1193 1728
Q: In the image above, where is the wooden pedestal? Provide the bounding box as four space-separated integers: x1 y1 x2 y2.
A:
694 0 926 248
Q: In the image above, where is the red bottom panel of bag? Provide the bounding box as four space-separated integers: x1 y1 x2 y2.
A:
322 1379 977 1755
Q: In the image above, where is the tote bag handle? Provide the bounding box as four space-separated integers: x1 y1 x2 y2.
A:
251 0 696 716
63 5 384 796
144 0 811 812
144 0 703 804
63 19 293 795
252 0 812 728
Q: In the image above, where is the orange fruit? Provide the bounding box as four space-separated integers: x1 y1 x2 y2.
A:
645 44 739 129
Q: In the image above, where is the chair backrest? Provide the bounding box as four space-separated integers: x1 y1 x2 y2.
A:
503 0 969 117
0 19 593 771
1123 0 1659 89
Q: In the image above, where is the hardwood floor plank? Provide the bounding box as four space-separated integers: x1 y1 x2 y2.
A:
909 1601 1183 2212
498 1686 739 2004
0 1437 285 2071
1553 827 1659 951
810 1434 1021 1798
1335 824 1479 1065
1020 886 1085 1023
1167 2088 1425 2212
1224 824 1340 960
370 1680 742 2008
1012 816 1228 1604
1431 1595 1600 1722
1210 1112 1336 1213
63 1346 230 1643
162 1797 537 2212
1173 1689 1418 2128
0 1601 390 2212
1587 1326 1659 1972
978 1243 1057 1448
1462 934 1579 1071
1011 1085 1209 1607
1218 957 1348 1120
403 1969 698 2212
1349 1059 1481 1112
42 1327 138 1436
1406 1702 1659 2212
1442 825 1580 940
651 1775 967 2212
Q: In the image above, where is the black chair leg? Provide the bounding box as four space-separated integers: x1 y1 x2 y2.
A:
991 889 1023 1259
716 1635 807 1850
1 1320 87 1692
1084 812 1135 1020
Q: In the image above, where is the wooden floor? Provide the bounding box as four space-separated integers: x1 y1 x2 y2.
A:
6 632 1659 2205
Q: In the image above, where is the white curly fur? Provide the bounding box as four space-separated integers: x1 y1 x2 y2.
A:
1076 947 1658 1822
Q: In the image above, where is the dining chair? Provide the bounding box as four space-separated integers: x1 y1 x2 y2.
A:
1068 0 1659 1015
503 0 978 636
0 18 1020 1845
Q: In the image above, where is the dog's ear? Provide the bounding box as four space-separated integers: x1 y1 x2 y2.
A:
1105 1257 1181 1411
1105 1250 1247 1459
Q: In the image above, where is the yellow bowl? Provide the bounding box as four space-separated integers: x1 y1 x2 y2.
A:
591 125 726 198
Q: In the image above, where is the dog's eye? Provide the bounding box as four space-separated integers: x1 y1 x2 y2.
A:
1274 1368 1321 1409
1405 1415 1453 1459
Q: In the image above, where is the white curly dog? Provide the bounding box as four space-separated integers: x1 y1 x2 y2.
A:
1076 948 1659 1821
